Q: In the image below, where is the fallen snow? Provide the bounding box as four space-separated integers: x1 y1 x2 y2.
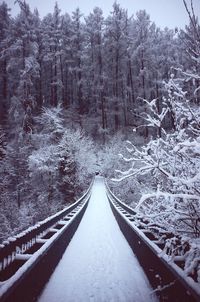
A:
38 176 157 302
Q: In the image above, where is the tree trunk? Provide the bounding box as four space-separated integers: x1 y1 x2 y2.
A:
114 50 119 130
3 60 7 99
54 56 58 106
141 49 146 99
60 54 65 107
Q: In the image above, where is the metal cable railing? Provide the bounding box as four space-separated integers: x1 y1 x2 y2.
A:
105 180 200 302
0 180 93 276
0 180 94 302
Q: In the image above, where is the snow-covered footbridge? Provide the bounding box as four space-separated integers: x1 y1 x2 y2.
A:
0 177 199 302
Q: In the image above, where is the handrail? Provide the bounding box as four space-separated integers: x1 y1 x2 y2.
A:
105 180 137 215
0 179 93 302
105 180 170 232
105 180 200 302
0 179 93 275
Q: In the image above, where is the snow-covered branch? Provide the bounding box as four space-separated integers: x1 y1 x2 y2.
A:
135 191 200 211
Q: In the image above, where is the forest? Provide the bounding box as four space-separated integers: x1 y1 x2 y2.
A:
0 0 200 278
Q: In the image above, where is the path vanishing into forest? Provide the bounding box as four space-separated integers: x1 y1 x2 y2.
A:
38 176 157 302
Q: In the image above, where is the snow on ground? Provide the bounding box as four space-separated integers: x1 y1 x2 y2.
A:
38 176 157 302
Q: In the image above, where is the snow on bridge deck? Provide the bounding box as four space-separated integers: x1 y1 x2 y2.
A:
38 176 157 302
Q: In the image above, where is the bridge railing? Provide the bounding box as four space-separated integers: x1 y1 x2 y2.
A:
105 181 173 237
0 180 93 275
0 179 94 302
105 180 200 302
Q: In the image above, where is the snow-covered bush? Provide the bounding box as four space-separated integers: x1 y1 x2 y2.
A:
113 74 200 238
59 128 96 192
28 106 96 212
97 132 144 203
0 126 6 159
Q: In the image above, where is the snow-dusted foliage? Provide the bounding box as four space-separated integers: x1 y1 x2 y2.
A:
0 1 183 136
0 132 34 241
59 128 96 188
28 106 96 210
0 126 6 159
114 78 200 237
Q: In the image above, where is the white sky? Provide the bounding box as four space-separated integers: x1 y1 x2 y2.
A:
2 0 200 29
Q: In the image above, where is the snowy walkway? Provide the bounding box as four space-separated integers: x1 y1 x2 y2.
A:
38 176 157 302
